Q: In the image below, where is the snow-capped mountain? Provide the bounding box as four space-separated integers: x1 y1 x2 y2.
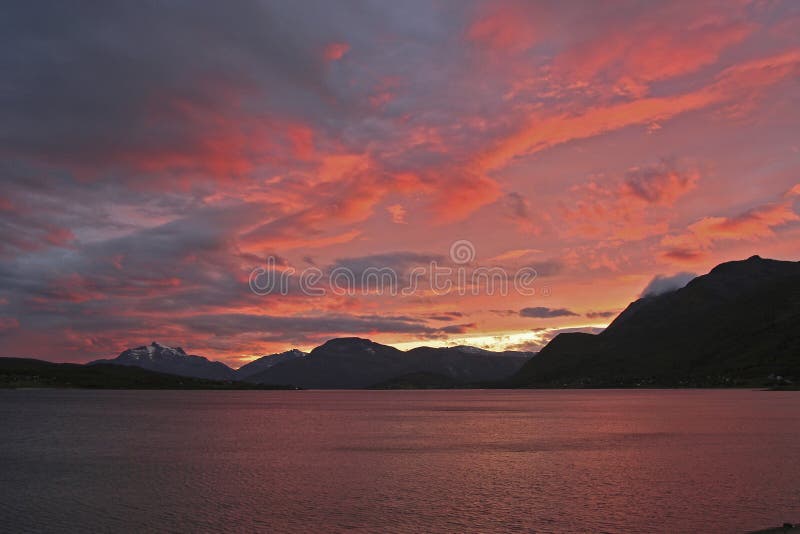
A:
236 349 307 379
90 341 236 381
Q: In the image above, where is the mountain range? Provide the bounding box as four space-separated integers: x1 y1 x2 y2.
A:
0 357 293 389
243 338 531 388
82 339 532 387
511 255 800 387
3 256 798 389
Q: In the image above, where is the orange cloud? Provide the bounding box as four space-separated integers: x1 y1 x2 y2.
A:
317 153 372 183
678 203 798 244
476 50 800 173
563 160 699 241
387 204 407 224
557 18 753 94
477 90 717 173
662 187 800 259
286 124 315 160
429 172 502 223
488 248 540 263
244 228 361 251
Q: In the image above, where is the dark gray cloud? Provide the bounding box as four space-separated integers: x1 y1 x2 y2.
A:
181 312 433 337
490 309 518 317
175 312 468 346
585 309 619 319
439 323 476 334
0 203 272 333
320 251 444 292
520 306 579 318
0 1 354 166
0 0 488 179
525 259 564 278
426 311 465 321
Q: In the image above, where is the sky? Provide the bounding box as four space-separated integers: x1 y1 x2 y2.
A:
1 0 799 366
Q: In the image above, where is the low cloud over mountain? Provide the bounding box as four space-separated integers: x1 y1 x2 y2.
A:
641 272 697 297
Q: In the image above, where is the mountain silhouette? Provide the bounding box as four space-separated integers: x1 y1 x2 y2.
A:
236 349 307 380
244 337 532 388
512 256 800 387
0 357 290 389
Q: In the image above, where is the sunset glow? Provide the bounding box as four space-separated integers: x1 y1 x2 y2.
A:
1 1 799 365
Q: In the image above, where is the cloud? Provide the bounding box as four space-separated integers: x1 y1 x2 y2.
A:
641 272 696 297
0 2 344 180
329 251 442 276
563 158 699 241
553 10 753 94
685 203 798 244
181 313 438 339
323 42 350 62
439 323 476 334
387 204 407 224
488 248 541 263
426 311 465 321
325 251 444 292
466 1 545 53
503 192 535 232
0 2 798 363
661 187 800 260
520 307 579 318
476 50 800 173
621 159 699 205
0 317 19 332
490 309 518 317
429 171 502 223
660 247 708 263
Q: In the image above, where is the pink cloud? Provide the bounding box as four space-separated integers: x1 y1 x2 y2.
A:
661 188 800 260
621 160 699 205
677 203 799 244
563 160 700 241
429 172 502 223
323 42 350 62
387 204 407 224
0 317 19 332
466 1 544 52
556 16 753 94
476 50 800 173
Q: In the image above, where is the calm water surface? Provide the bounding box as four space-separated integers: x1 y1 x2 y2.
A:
0 389 798 533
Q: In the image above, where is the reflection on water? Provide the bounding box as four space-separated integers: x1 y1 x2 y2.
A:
0 389 798 532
